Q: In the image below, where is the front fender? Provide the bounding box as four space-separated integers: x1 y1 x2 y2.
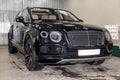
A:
23 28 40 51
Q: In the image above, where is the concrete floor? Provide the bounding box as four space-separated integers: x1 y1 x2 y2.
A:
0 46 120 80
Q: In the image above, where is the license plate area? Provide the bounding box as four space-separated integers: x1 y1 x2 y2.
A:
78 49 100 56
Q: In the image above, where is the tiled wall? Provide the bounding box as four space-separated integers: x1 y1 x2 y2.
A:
0 34 8 45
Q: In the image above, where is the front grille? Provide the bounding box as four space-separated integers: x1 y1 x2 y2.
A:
67 30 104 46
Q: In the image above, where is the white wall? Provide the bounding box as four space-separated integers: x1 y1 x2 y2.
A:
65 0 120 45
65 0 120 26
23 0 64 9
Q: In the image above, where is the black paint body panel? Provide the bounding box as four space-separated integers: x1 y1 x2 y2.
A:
8 7 113 64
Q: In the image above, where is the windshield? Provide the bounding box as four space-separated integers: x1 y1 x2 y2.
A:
31 8 80 21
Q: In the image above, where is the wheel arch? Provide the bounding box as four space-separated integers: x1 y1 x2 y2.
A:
23 31 40 56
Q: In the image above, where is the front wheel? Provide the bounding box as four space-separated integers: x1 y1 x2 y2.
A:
88 60 105 65
24 38 44 71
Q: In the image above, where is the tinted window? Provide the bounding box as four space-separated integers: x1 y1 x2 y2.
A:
30 8 80 22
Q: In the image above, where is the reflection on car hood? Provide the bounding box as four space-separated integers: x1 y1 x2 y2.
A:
37 21 105 31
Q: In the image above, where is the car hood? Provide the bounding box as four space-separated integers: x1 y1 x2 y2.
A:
38 21 105 31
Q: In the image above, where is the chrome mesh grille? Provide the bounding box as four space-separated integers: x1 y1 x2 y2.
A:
67 30 104 46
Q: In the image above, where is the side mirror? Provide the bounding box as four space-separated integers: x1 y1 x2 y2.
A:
16 16 24 22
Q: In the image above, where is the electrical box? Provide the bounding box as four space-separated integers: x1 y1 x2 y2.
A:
113 46 120 57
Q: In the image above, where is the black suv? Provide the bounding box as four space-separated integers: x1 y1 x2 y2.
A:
8 7 113 71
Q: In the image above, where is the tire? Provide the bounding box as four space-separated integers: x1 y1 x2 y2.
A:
24 38 44 71
88 60 105 65
8 41 18 54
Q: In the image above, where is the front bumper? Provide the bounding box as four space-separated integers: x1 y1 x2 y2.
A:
39 43 113 63
56 56 111 64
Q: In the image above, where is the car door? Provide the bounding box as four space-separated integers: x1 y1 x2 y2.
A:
13 11 23 45
19 9 31 46
13 9 31 46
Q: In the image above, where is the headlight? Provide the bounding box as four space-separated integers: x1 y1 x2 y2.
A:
105 30 112 41
50 31 62 43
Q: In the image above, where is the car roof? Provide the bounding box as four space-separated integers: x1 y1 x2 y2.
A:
27 7 68 12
